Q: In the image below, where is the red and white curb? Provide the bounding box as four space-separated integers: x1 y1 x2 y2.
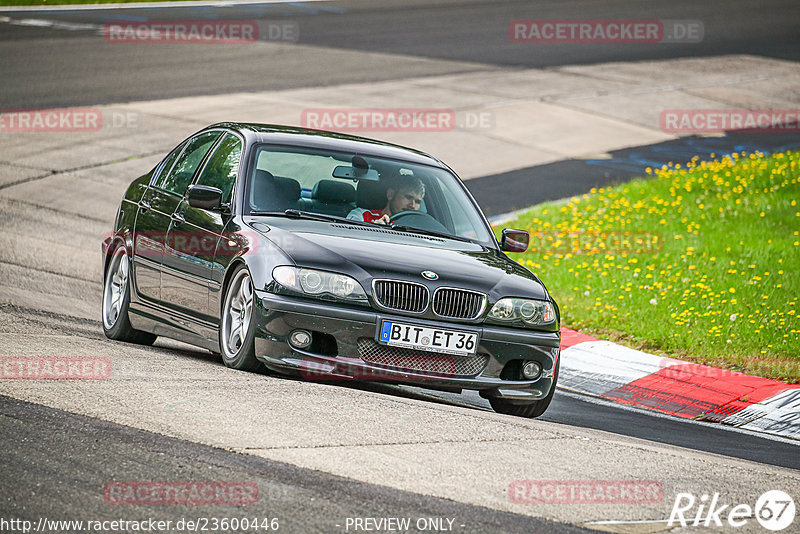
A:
559 328 800 440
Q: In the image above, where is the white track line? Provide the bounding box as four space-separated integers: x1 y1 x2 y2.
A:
586 519 672 525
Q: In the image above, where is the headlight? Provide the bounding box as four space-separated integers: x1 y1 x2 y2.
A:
272 266 367 302
487 298 555 327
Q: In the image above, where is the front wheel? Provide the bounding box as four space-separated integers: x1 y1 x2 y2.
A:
489 359 559 418
220 266 262 372
102 245 157 345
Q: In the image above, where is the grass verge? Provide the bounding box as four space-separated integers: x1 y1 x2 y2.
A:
496 151 799 382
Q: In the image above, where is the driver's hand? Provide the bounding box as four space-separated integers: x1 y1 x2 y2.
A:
374 214 391 225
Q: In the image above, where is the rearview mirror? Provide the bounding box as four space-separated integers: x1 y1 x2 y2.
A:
187 185 223 210
332 165 380 181
500 228 529 253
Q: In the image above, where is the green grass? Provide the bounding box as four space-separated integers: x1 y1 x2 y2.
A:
0 0 198 5
496 151 800 382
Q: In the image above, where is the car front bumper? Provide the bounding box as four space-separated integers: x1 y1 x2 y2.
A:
252 290 560 401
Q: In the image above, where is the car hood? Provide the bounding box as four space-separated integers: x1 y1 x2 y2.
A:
259 222 548 300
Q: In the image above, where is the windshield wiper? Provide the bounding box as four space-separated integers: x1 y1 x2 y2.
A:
248 209 373 228
390 225 473 243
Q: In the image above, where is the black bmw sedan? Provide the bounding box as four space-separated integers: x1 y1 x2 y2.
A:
102 123 561 418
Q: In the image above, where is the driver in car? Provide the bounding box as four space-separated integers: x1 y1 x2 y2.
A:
347 175 425 225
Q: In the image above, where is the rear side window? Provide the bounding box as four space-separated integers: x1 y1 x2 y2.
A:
152 141 186 186
195 133 242 205
156 131 222 195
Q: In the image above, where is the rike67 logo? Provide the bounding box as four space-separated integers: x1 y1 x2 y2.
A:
669 490 795 531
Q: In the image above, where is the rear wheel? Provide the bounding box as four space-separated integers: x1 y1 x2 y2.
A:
489 359 559 418
220 266 262 372
102 245 157 345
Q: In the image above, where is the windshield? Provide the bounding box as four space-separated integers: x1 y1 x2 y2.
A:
245 144 494 244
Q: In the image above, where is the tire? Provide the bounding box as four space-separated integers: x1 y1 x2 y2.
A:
102 245 157 345
489 359 559 418
219 265 262 372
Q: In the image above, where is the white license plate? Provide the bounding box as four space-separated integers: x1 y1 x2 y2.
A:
378 321 478 356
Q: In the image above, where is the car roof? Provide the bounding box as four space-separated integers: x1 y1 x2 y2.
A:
207 122 447 168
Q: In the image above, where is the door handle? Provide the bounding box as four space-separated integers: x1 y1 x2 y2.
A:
139 200 151 212
171 212 185 225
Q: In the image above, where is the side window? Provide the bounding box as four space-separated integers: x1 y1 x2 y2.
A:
152 141 186 186
440 182 477 238
156 131 221 195
194 133 242 205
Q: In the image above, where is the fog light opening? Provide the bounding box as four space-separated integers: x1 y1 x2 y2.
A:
289 329 312 349
521 360 542 380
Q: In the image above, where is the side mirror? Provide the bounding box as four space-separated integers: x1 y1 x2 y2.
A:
500 228 529 253
187 185 223 210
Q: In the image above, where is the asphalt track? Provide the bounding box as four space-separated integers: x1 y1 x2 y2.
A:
475 132 800 216
0 303 797 531
3 388 797 533
1 1 800 531
0 394 589 534
1 0 800 108
3 0 799 213
370 384 800 471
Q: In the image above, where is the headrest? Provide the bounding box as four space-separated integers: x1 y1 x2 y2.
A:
274 176 301 201
251 170 277 210
312 180 355 204
356 180 389 210
252 170 275 194
252 170 301 207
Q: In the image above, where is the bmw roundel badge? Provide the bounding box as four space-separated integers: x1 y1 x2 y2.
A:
421 270 438 280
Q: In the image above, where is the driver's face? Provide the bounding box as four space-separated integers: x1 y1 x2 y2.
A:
387 188 423 215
